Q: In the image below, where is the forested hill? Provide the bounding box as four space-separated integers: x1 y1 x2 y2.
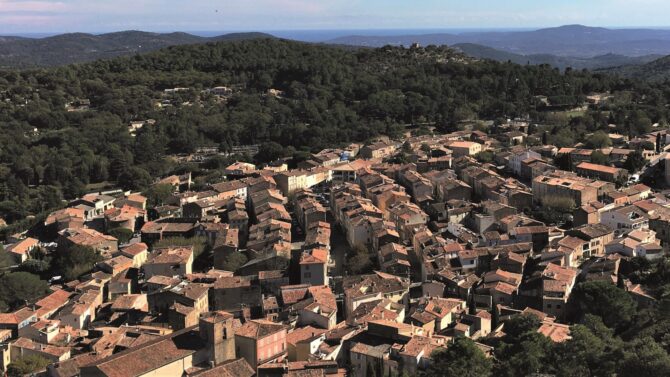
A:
0 31 273 68
0 38 663 234
602 55 670 82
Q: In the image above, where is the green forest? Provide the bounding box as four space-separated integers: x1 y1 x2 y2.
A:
0 38 667 234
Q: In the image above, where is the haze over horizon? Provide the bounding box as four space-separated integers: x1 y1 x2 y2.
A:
1 0 670 35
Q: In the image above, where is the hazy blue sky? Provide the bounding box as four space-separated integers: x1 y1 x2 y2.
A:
1 0 669 34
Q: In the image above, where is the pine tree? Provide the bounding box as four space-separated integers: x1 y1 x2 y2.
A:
492 304 500 329
468 291 476 315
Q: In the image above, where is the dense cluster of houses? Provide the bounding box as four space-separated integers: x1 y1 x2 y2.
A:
1 119 669 376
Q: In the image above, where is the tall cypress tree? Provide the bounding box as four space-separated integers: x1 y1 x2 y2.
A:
492 304 500 329
468 291 476 315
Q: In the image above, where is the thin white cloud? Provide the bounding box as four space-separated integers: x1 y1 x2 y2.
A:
0 0 66 12
0 0 668 33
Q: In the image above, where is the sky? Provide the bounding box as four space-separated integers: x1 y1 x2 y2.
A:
1 0 670 35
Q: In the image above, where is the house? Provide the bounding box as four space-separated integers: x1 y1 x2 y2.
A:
34 289 72 320
285 326 327 362
573 202 605 226
343 272 409 317
556 236 589 267
235 320 288 369
143 246 194 279
111 294 149 314
391 335 449 375
567 223 614 258
182 198 226 220
294 192 327 231
104 205 146 232
0 308 37 337
490 251 527 274
11 337 70 363
119 242 149 268
600 205 649 232
508 149 541 176
44 208 86 230
479 269 523 306
247 219 291 252
149 281 209 321
408 297 465 333
156 172 192 191
398 170 433 203
57 291 101 329
538 321 572 343
70 193 116 217
141 220 198 244
349 342 393 377
114 193 148 210
212 276 262 314
387 202 429 241
347 298 406 327
297 286 338 330
575 162 627 183
378 243 411 276
224 162 257 177
453 310 492 339
541 264 578 320
18 318 60 344
448 141 482 157
58 228 118 256
97 255 134 276
257 360 343 377
532 174 599 206
435 178 472 202
212 180 248 201
512 225 550 252
6 237 39 264
359 142 397 159
304 221 331 251
299 248 329 286
274 168 331 196
189 359 255 377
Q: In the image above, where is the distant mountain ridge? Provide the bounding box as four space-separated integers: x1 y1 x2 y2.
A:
3 25 670 72
0 31 274 68
328 25 670 58
453 43 661 70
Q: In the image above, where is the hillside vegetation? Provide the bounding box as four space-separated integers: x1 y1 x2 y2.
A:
604 55 670 82
0 38 665 233
0 31 272 68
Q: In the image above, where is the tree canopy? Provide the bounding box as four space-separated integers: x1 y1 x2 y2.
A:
424 337 492 377
0 38 665 234
0 271 49 310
